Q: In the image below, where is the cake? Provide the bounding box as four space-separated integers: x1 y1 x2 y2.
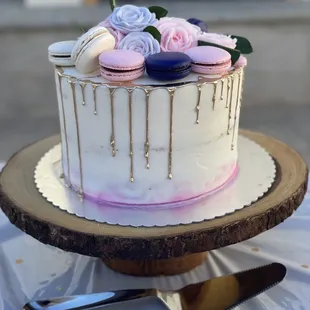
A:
48 4 252 208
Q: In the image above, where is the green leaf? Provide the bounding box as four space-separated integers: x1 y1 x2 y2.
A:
109 0 116 11
148 6 168 19
229 35 253 54
143 26 162 43
198 40 241 65
80 27 86 34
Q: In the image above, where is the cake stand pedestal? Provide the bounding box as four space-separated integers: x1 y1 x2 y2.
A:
0 130 308 276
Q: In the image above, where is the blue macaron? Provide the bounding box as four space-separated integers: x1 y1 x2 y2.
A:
145 52 192 81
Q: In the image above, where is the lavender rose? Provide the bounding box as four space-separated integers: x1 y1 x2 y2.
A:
199 33 238 49
118 32 160 58
109 5 157 34
98 19 125 48
155 17 201 52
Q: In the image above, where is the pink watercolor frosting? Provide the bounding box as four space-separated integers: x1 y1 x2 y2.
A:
155 17 201 52
67 163 238 209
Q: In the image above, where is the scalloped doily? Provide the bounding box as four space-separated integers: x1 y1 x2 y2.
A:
34 136 276 227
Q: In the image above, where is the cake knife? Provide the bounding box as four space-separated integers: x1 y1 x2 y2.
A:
23 262 286 310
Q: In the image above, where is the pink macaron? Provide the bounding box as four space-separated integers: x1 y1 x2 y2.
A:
99 50 145 82
234 55 247 68
186 46 231 75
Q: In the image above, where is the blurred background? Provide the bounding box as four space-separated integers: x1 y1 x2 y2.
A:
0 0 310 163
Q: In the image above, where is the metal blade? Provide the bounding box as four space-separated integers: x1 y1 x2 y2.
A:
23 290 151 310
164 262 287 310
227 262 287 309
23 263 286 310
157 263 286 310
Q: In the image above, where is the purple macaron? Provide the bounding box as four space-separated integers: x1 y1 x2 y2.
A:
186 46 232 75
99 50 145 82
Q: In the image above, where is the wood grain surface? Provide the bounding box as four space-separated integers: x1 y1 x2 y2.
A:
0 130 308 260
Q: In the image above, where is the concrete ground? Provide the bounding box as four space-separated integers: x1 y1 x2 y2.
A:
0 2 310 164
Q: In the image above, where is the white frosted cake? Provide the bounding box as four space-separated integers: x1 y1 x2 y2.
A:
48 4 251 208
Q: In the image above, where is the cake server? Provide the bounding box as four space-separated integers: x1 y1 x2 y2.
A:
23 262 286 310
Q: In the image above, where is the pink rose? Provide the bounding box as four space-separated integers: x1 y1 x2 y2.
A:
155 17 201 52
199 32 237 49
98 19 125 48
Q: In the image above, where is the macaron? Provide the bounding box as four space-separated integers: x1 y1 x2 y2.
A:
99 50 145 82
186 46 231 75
71 26 115 74
187 18 208 32
234 55 248 68
145 52 192 81
48 40 76 66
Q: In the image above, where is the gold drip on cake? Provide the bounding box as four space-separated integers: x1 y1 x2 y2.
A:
68 78 84 198
212 82 218 110
109 88 117 157
80 82 86 106
168 88 176 179
55 66 64 74
55 69 239 92
195 83 203 124
92 84 98 115
231 70 242 150
128 89 134 182
57 72 71 188
225 76 231 108
220 79 225 100
240 70 245 107
227 75 235 135
144 89 151 169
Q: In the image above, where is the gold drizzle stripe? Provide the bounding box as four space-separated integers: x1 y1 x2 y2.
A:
57 72 71 187
109 88 117 157
227 75 235 135
144 89 151 169
231 71 243 150
68 78 84 198
92 85 98 115
128 90 134 182
168 88 176 179
195 83 203 124
225 76 231 109
212 82 218 110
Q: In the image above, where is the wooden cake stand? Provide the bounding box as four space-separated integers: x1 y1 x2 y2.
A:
0 130 308 277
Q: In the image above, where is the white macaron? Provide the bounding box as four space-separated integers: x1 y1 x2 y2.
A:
72 26 115 74
48 40 76 66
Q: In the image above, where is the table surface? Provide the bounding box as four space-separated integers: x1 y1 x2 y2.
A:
1 160 310 310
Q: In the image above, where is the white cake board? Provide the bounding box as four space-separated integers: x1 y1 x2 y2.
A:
34 136 276 227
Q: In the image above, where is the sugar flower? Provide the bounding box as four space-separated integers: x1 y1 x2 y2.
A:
118 32 160 58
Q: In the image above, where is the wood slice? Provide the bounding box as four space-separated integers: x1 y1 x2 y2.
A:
104 252 208 277
0 130 308 263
